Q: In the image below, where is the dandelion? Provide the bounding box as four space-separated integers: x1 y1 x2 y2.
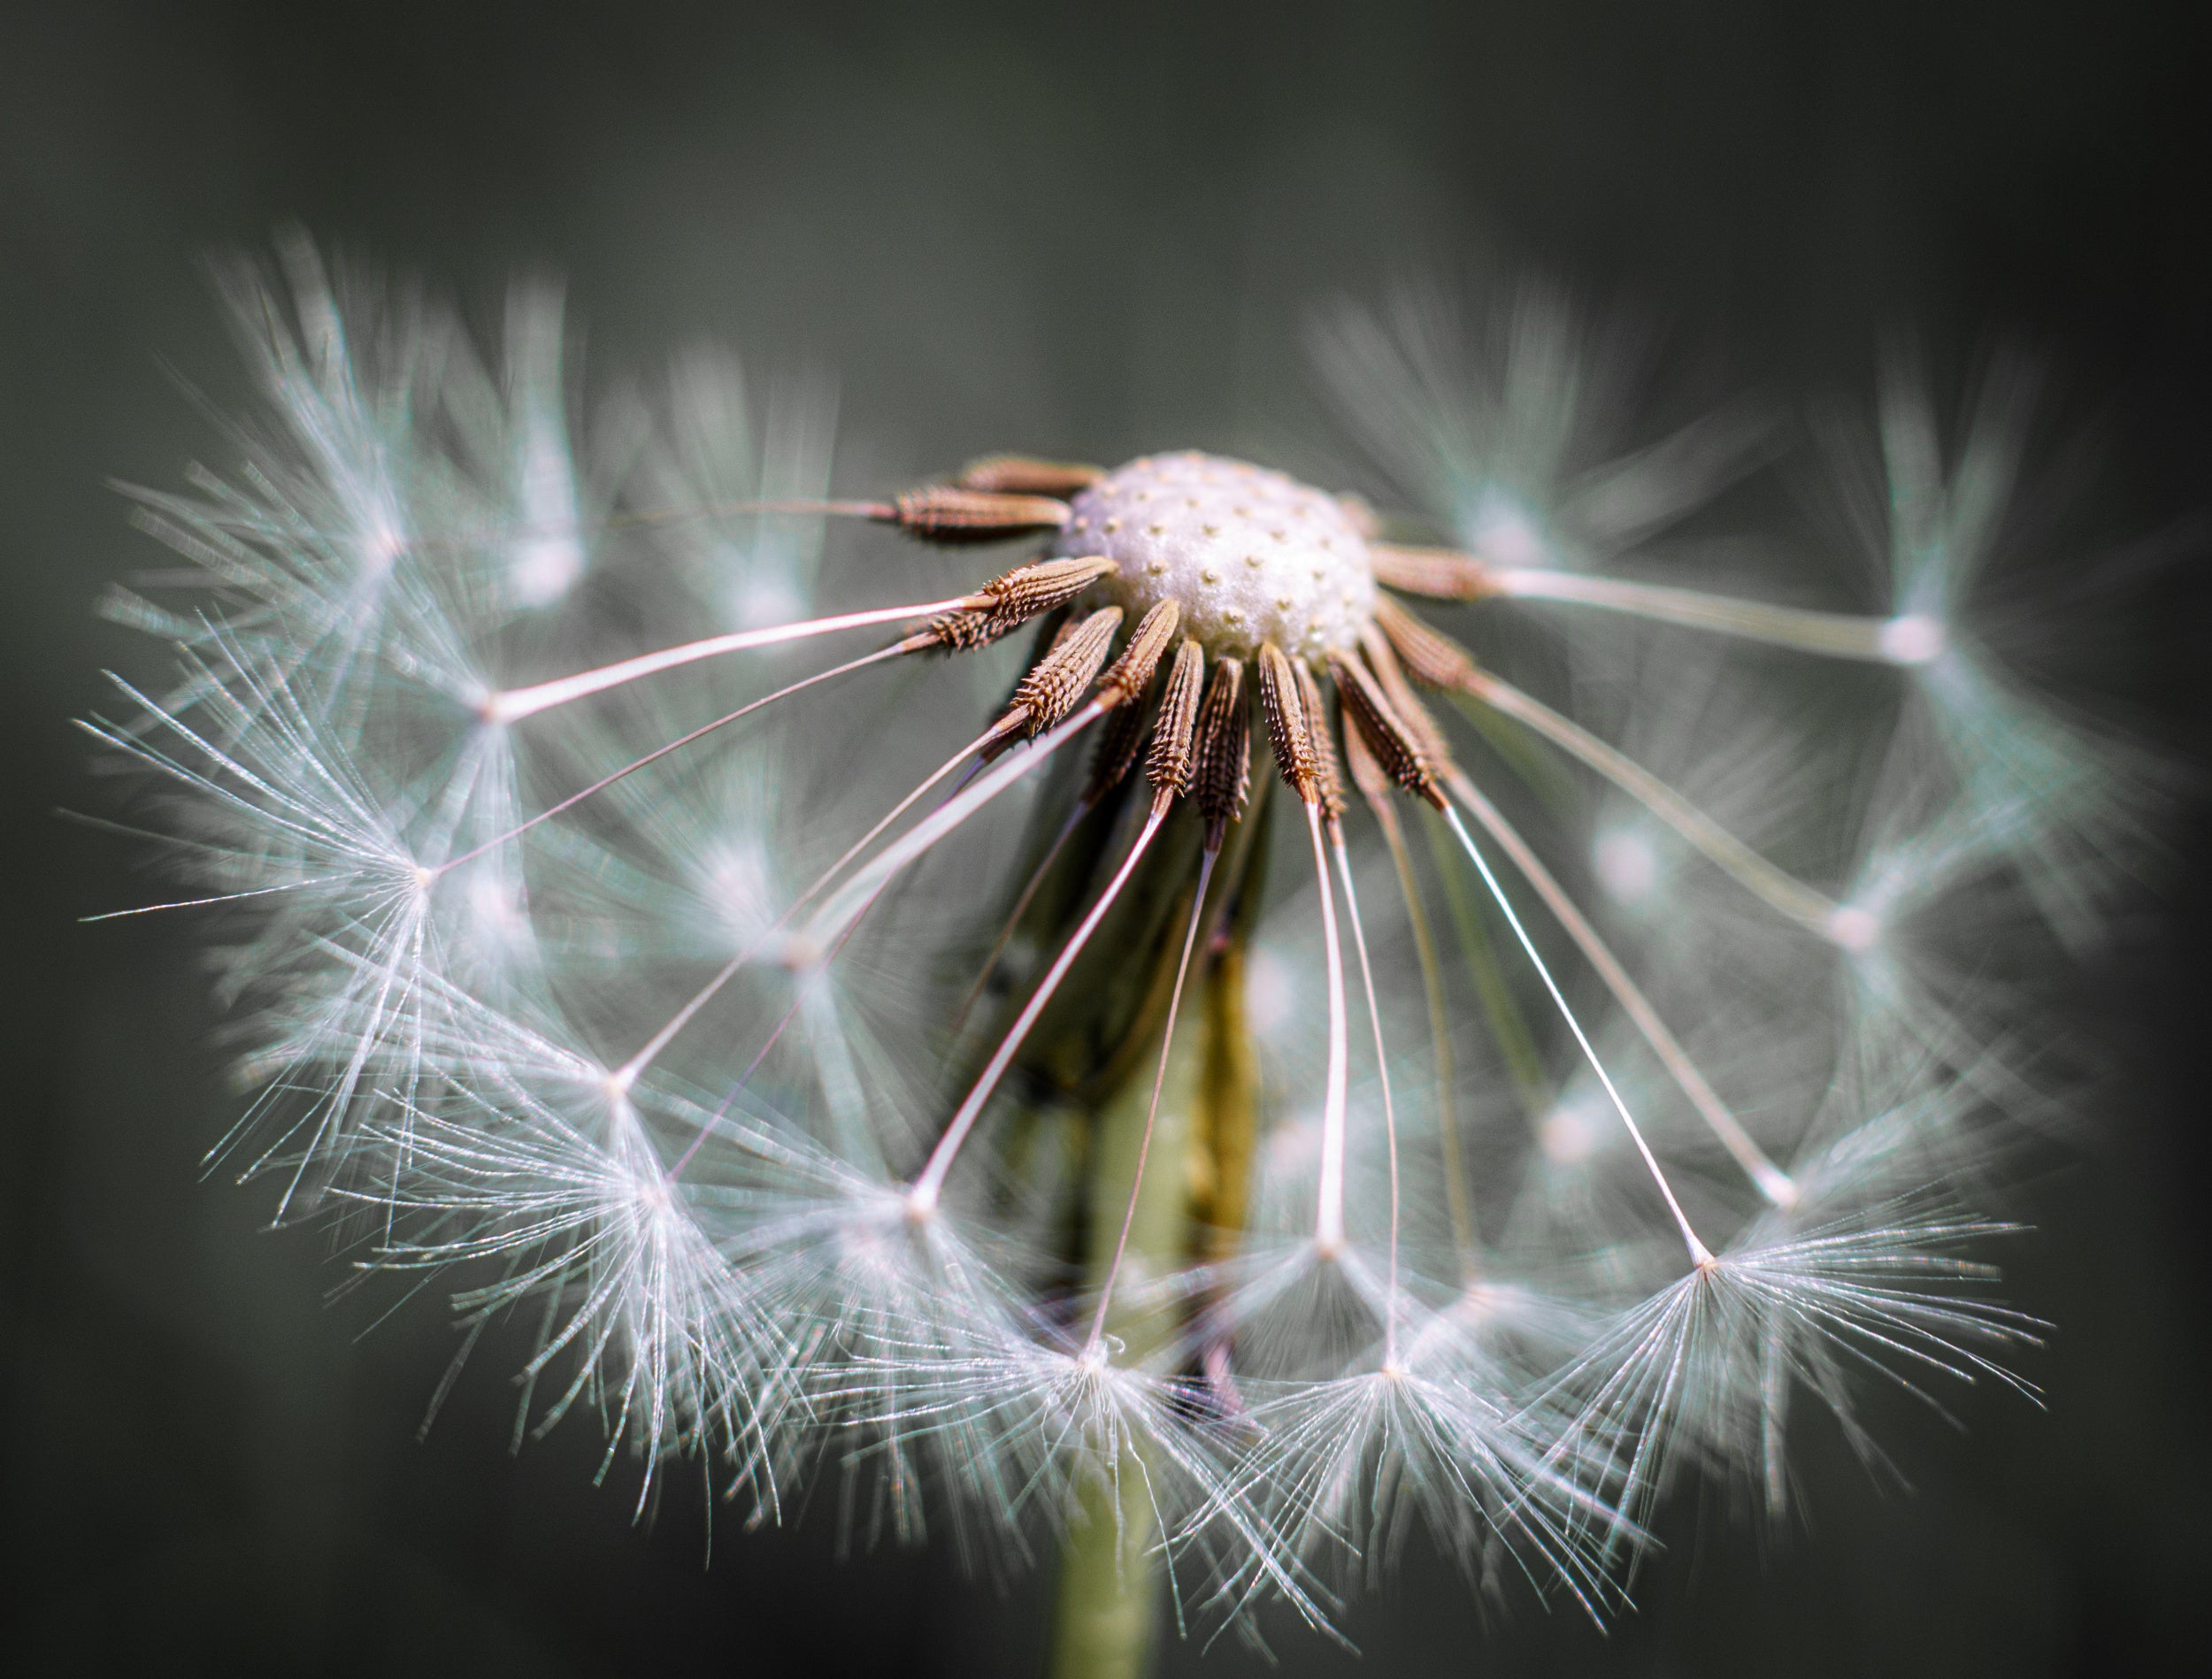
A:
88 237 2140 1674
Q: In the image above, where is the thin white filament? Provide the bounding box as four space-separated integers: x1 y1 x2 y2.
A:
1368 795 1473 1264
806 703 1107 952
910 800 1172 1214
80 875 340 922
1443 767 1797 1208
786 725 1002 932
1440 803 1713 1267
1305 801 1353 1258
1331 835 1402 1361
274 896 429 1222
1494 567 1943 666
440 644 906 876
1086 846 1219 1353
369 495 895 557
484 594 972 723
663 879 885 1183
613 732 988 1096
954 801 1091 1032
1460 668 1839 932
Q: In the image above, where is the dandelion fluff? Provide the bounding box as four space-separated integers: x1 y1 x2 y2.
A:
86 240 2147 1666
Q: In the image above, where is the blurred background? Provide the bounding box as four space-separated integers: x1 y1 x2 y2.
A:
3 3 2208 1673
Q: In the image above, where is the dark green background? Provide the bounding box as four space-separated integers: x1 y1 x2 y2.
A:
4 4 2208 1673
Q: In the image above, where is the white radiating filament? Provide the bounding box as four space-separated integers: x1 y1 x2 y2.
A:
1332 835 1402 1359
910 799 1171 1215
805 704 1108 952
1493 567 1944 666
482 594 972 723
1085 847 1219 1353
1305 801 1352 1258
1443 768 1797 1208
1440 804 1713 1267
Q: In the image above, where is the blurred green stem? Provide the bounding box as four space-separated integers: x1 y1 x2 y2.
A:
1045 975 1202 1679
1048 1458 1162 1679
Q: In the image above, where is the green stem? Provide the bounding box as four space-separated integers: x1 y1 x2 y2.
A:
1048 1461 1163 1679
1045 969 1203 1679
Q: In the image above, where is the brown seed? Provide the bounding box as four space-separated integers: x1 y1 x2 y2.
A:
979 555 1117 619
1330 649 1445 808
1372 593 1482 692
953 455 1106 498
1256 643 1318 804
1358 619 1454 768
919 609 999 654
885 486 1073 544
1144 639 1205 801
1369 543 1502 599
1292 658 1346 824
1007 606 1123 735
1193 656 1251 847
1098 599 1181 709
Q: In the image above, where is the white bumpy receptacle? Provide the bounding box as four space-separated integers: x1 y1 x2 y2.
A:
1054 451 1378 661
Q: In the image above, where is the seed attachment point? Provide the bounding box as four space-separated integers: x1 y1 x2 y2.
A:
1878 613 1947 665
1825 903 1884 953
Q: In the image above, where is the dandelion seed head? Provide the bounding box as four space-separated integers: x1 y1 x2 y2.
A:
364 521 406 571
1224 1354 1617 1615
1313 279 1771 575
1804 356 2159 950
87 239 2144 1648
1060 452 1376 660
1546 1177 2038 1527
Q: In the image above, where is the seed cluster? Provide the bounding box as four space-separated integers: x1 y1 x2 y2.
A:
1055 451 1378 660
